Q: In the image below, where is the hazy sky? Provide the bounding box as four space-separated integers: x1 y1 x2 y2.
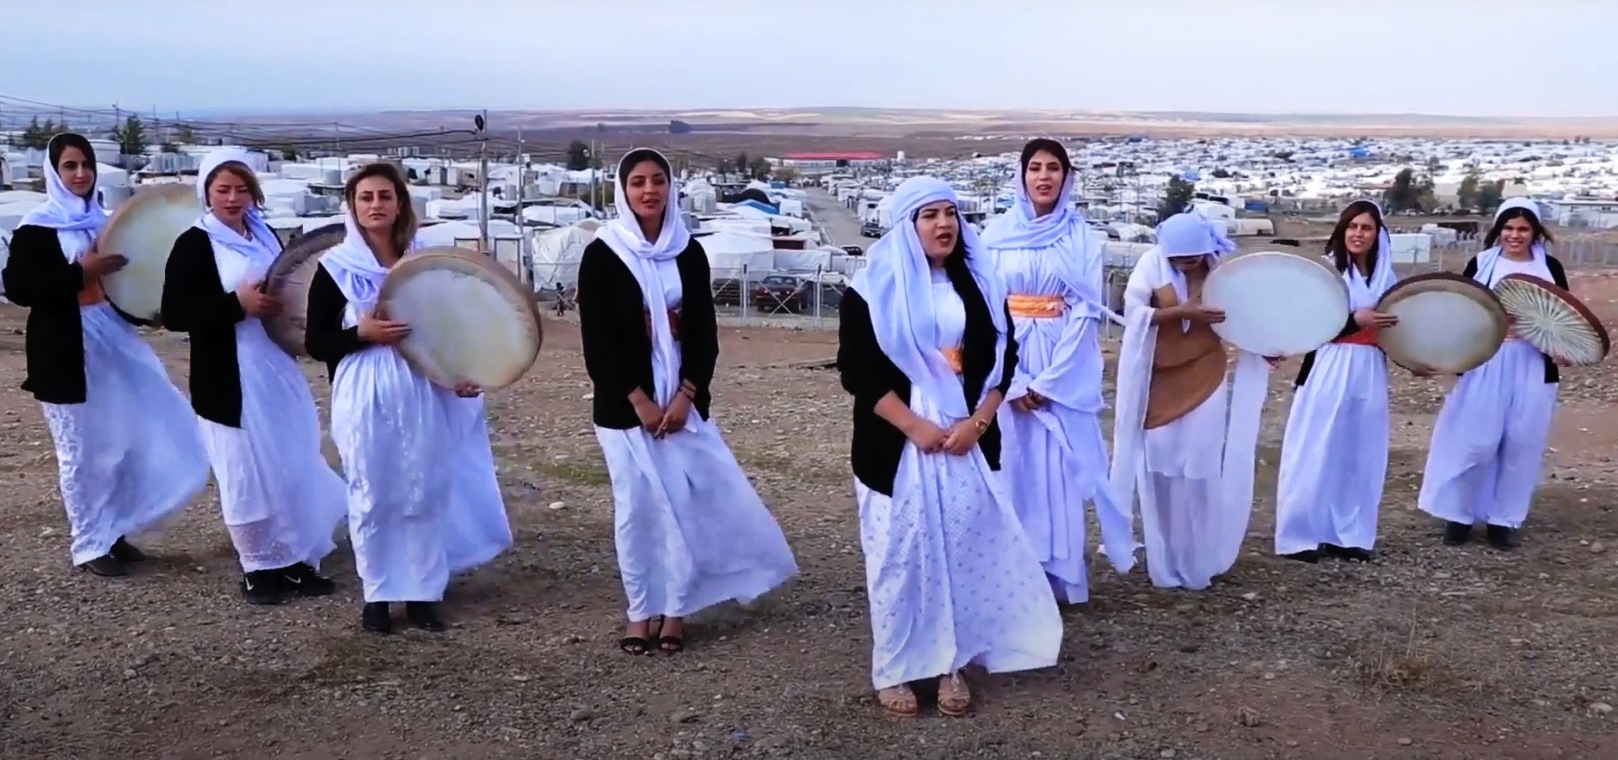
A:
3 0 1611 117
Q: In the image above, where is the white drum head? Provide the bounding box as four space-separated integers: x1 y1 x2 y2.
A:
378 247 543 390
1494 273 1610 366
1377 273 1507 374
1202 251 1351 356
264 222 345 357
98 184 202 323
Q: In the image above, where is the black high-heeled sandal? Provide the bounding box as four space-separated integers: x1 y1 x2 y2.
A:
619 616 663 656
657 618 684 655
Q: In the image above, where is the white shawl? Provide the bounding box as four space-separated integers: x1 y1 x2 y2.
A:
596 149 693 407
194 147 281 291
849 176 1008 419
21 133 108 264
1472 197 1552 286
1334 198 1397 310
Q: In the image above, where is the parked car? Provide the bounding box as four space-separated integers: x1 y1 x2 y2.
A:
860 221 883 238
750 275 803 314
840 245 864 256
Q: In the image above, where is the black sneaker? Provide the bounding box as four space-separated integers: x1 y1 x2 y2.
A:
241 570 287 605
280 562 336 597
79 554 128 578
362 602 392 635
110 537 148 563
405 602 446 632
1442 521 1472 546
1485 524 1519 551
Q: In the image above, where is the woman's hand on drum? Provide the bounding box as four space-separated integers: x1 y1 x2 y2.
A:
453 381 482 398
1264 355 1283 368
80 245 129 279
1353 308 1398 329
1408 362 1438 378
236 279 282 317
1183 304 1225 324
902 416 949 454
357 308 411 345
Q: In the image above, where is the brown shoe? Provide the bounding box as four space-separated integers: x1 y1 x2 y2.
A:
876 685 918 717
937 672 972 717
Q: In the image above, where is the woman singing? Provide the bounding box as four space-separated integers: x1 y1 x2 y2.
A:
1419 198 1567 550
1 132 209 577
161 147 347 604
838 175 1060 718
980 138 1134 603
306 162 512 634
1272 199 1418 563
578 148 797 657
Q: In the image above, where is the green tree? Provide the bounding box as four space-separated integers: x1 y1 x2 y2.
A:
735 152 750 177
1457 171 1480 210
747 156 772 180
110 115 149 157
20 117 55 149
1475 180 1505 215
565 140 590 171
1156 176 1196 221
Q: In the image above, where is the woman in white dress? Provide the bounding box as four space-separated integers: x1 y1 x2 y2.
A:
838 175 1060 718
161 147 348 604
1272 199 1418 563
1419 198 1568 550
981 138 1135 603
1110 211 1272 590
578 148 798 656
1 132 209 577
305 162 513 634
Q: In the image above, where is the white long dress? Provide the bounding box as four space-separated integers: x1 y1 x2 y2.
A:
856 271 1062 690
993 245 1133 602
1420 255 1559 529
197 235 347 573
593 258 798 622
1274 262 1391 556
329 301 512 603
39 229 210 565
1111 249 1269 591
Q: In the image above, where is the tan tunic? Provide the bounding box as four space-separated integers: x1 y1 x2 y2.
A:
1144 283 1229 430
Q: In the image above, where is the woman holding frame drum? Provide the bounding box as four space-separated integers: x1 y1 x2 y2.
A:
1418 198 1568 551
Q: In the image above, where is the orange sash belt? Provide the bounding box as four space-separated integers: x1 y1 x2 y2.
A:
1334 327 1378 347
78 279 105 306
941 346 964 374
1007 293 1066 319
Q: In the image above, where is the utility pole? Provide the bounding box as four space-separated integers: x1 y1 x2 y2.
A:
515 126 526 286
475 110 490 251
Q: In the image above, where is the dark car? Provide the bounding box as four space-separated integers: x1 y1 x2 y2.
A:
840 245 864 256
860 221 883 238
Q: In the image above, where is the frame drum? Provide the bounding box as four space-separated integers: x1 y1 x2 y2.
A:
1494 273 1611 366
1376 273 1508 374
1201 251 1351 356
97 184 202 324
378 247 544 390
263 222 346 357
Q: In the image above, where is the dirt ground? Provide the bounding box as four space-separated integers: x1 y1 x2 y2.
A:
5 274 1618 760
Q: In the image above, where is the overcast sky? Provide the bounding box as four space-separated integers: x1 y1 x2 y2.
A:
2 0 1611 117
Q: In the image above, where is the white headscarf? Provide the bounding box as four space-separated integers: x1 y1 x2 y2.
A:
21 133 109 260
1472 197 1551 286
1129 210 1237 330
319 173 425 310
195 147 281 292
596 148 693 407
1329 198 1397 310
980 150 1104 316
850 176 1008 420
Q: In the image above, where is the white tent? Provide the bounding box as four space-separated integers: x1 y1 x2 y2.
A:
529 219 601 289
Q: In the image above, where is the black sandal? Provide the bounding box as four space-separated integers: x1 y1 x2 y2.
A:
657 618 684 655
619 616 663 656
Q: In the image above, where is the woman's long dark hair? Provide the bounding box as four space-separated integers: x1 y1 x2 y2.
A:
1326 199 1384 276
913 204 996 398
1484 205 1554 249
